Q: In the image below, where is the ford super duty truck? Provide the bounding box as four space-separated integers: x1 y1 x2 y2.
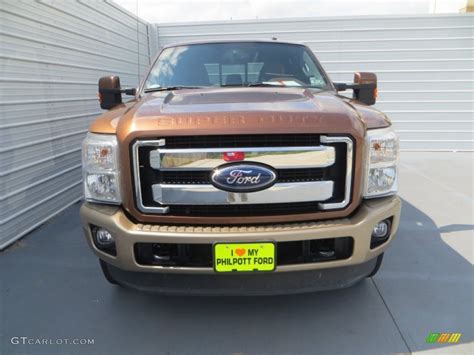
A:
80 40 401 295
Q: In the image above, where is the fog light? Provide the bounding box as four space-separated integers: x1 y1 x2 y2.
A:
91 226 117 256
372 220 390 239
95 228 114 246
370 219 392 249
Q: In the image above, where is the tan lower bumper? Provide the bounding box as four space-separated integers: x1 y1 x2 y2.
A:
80 196 401 274
81 196 401 274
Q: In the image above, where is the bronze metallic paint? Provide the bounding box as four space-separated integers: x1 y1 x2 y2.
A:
89 83 390 224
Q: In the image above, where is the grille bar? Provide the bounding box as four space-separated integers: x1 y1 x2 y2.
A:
160 167 325 185
160 134 321 148
151 181 334 205
167 202 321 217
150 146 335 170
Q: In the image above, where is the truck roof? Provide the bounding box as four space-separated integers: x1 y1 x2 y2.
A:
161 39 306 49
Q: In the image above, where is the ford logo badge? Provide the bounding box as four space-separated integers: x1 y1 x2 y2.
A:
211 163 277 193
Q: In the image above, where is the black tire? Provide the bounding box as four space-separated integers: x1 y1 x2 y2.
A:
366 253 384 278
99 259 119 285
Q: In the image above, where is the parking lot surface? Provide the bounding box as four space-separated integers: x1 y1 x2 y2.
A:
0 152 472 355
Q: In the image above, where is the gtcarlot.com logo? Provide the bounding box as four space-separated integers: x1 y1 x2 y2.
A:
11 336 95 346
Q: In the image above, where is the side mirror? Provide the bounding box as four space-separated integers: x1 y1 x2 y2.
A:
334 72 377 106
353 72 377 105
98 76 137 110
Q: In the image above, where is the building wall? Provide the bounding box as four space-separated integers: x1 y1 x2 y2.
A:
153 14 474 151
0 0 151 249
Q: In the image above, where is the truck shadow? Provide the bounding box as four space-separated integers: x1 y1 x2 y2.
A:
438 224 474 233
105 198 472 355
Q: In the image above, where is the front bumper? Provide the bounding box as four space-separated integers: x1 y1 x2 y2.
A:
104 258 378 295
80 196 400 277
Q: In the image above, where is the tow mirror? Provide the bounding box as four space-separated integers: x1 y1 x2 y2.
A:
353 72 377 105
334 72 377 106
98 76 137 110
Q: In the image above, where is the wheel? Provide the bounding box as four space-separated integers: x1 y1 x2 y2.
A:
366 253 384 278
99 259 119 285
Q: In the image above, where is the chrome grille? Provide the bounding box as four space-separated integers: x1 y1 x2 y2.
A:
132 135 353 216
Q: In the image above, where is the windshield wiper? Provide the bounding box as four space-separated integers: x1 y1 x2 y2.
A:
247 82 282 87
144 86 205 93
247 83 326 90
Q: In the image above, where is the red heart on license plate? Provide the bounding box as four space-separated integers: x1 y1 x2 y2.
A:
235 248 246 257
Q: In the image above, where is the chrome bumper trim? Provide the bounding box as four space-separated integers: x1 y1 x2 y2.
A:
151 181 334 205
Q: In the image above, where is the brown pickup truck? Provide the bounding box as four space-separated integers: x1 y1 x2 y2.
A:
80 40 401 295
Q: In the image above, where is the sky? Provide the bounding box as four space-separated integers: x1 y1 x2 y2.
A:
112 0 468 23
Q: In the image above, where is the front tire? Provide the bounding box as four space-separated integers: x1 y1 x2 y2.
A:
366 253 384 278
99 259 119 285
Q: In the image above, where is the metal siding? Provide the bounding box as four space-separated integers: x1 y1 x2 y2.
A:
0 1 151 248
153 14 474 151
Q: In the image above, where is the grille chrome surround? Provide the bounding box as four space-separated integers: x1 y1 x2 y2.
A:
132 135 353 215
318 136 353 210
132 140 169 214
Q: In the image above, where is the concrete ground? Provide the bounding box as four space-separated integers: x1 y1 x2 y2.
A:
0 152 472 355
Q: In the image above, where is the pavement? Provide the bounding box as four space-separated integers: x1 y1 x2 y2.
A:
0 152 472 355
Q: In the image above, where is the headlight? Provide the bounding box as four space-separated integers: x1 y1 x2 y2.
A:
82 133 121 204
364 127 399 198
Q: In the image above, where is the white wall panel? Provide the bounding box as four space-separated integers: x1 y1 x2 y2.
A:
153 14 474 152
0 0 152 249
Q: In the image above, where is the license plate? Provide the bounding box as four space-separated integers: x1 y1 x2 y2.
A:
213 242 276 273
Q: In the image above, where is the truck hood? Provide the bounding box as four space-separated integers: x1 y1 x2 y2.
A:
91 87 389 139
144 87 346 114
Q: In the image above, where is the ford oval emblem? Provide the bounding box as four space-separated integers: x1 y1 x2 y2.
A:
211 163 277 193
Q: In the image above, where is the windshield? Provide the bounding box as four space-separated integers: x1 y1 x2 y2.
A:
143 42 331 91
